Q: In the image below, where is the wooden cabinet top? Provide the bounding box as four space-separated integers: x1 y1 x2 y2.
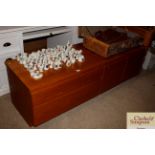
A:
5 44 104 92
5 44 145 92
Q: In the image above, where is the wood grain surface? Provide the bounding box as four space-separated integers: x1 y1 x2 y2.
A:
5 43 146 126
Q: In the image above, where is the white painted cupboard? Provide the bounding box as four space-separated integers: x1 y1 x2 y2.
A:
0 26 82 96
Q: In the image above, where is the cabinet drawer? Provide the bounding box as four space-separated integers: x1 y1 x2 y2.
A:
33 81 100 126
32 67 102 106
0 32 22 54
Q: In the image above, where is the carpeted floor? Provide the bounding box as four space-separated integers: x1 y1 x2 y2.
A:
0 69 155 129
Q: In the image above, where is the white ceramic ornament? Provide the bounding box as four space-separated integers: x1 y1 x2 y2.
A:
78 55 85 62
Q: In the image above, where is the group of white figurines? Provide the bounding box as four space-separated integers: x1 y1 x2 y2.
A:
16 41 85 79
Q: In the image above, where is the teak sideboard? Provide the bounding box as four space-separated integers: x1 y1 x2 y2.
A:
5 44 146 126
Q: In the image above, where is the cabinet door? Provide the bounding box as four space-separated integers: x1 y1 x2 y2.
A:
123 48 146 81
0 32 23 54
101 57 127 92
33 81 101 126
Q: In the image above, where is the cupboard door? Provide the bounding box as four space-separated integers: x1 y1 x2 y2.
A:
32 67 102 106
33 81 100 126
123 49 146 81
101 58 127 92
0 32 22 54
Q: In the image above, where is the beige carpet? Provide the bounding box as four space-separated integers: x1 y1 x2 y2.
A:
0 69 155 129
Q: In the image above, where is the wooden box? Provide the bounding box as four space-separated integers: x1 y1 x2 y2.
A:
84 36 110 57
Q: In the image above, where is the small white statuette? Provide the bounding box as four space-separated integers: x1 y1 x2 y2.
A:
66 60 72 67
30 71 43 80
78 55 85 62
70 57 76 64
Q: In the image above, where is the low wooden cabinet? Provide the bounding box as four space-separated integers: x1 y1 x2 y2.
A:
6 44 104 126
5 44 146 126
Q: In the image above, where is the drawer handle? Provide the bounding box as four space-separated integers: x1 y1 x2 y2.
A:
3 42 11 47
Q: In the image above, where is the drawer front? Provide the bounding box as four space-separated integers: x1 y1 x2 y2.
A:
33 81 100 126
0 32 22 54
32 66 103 106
